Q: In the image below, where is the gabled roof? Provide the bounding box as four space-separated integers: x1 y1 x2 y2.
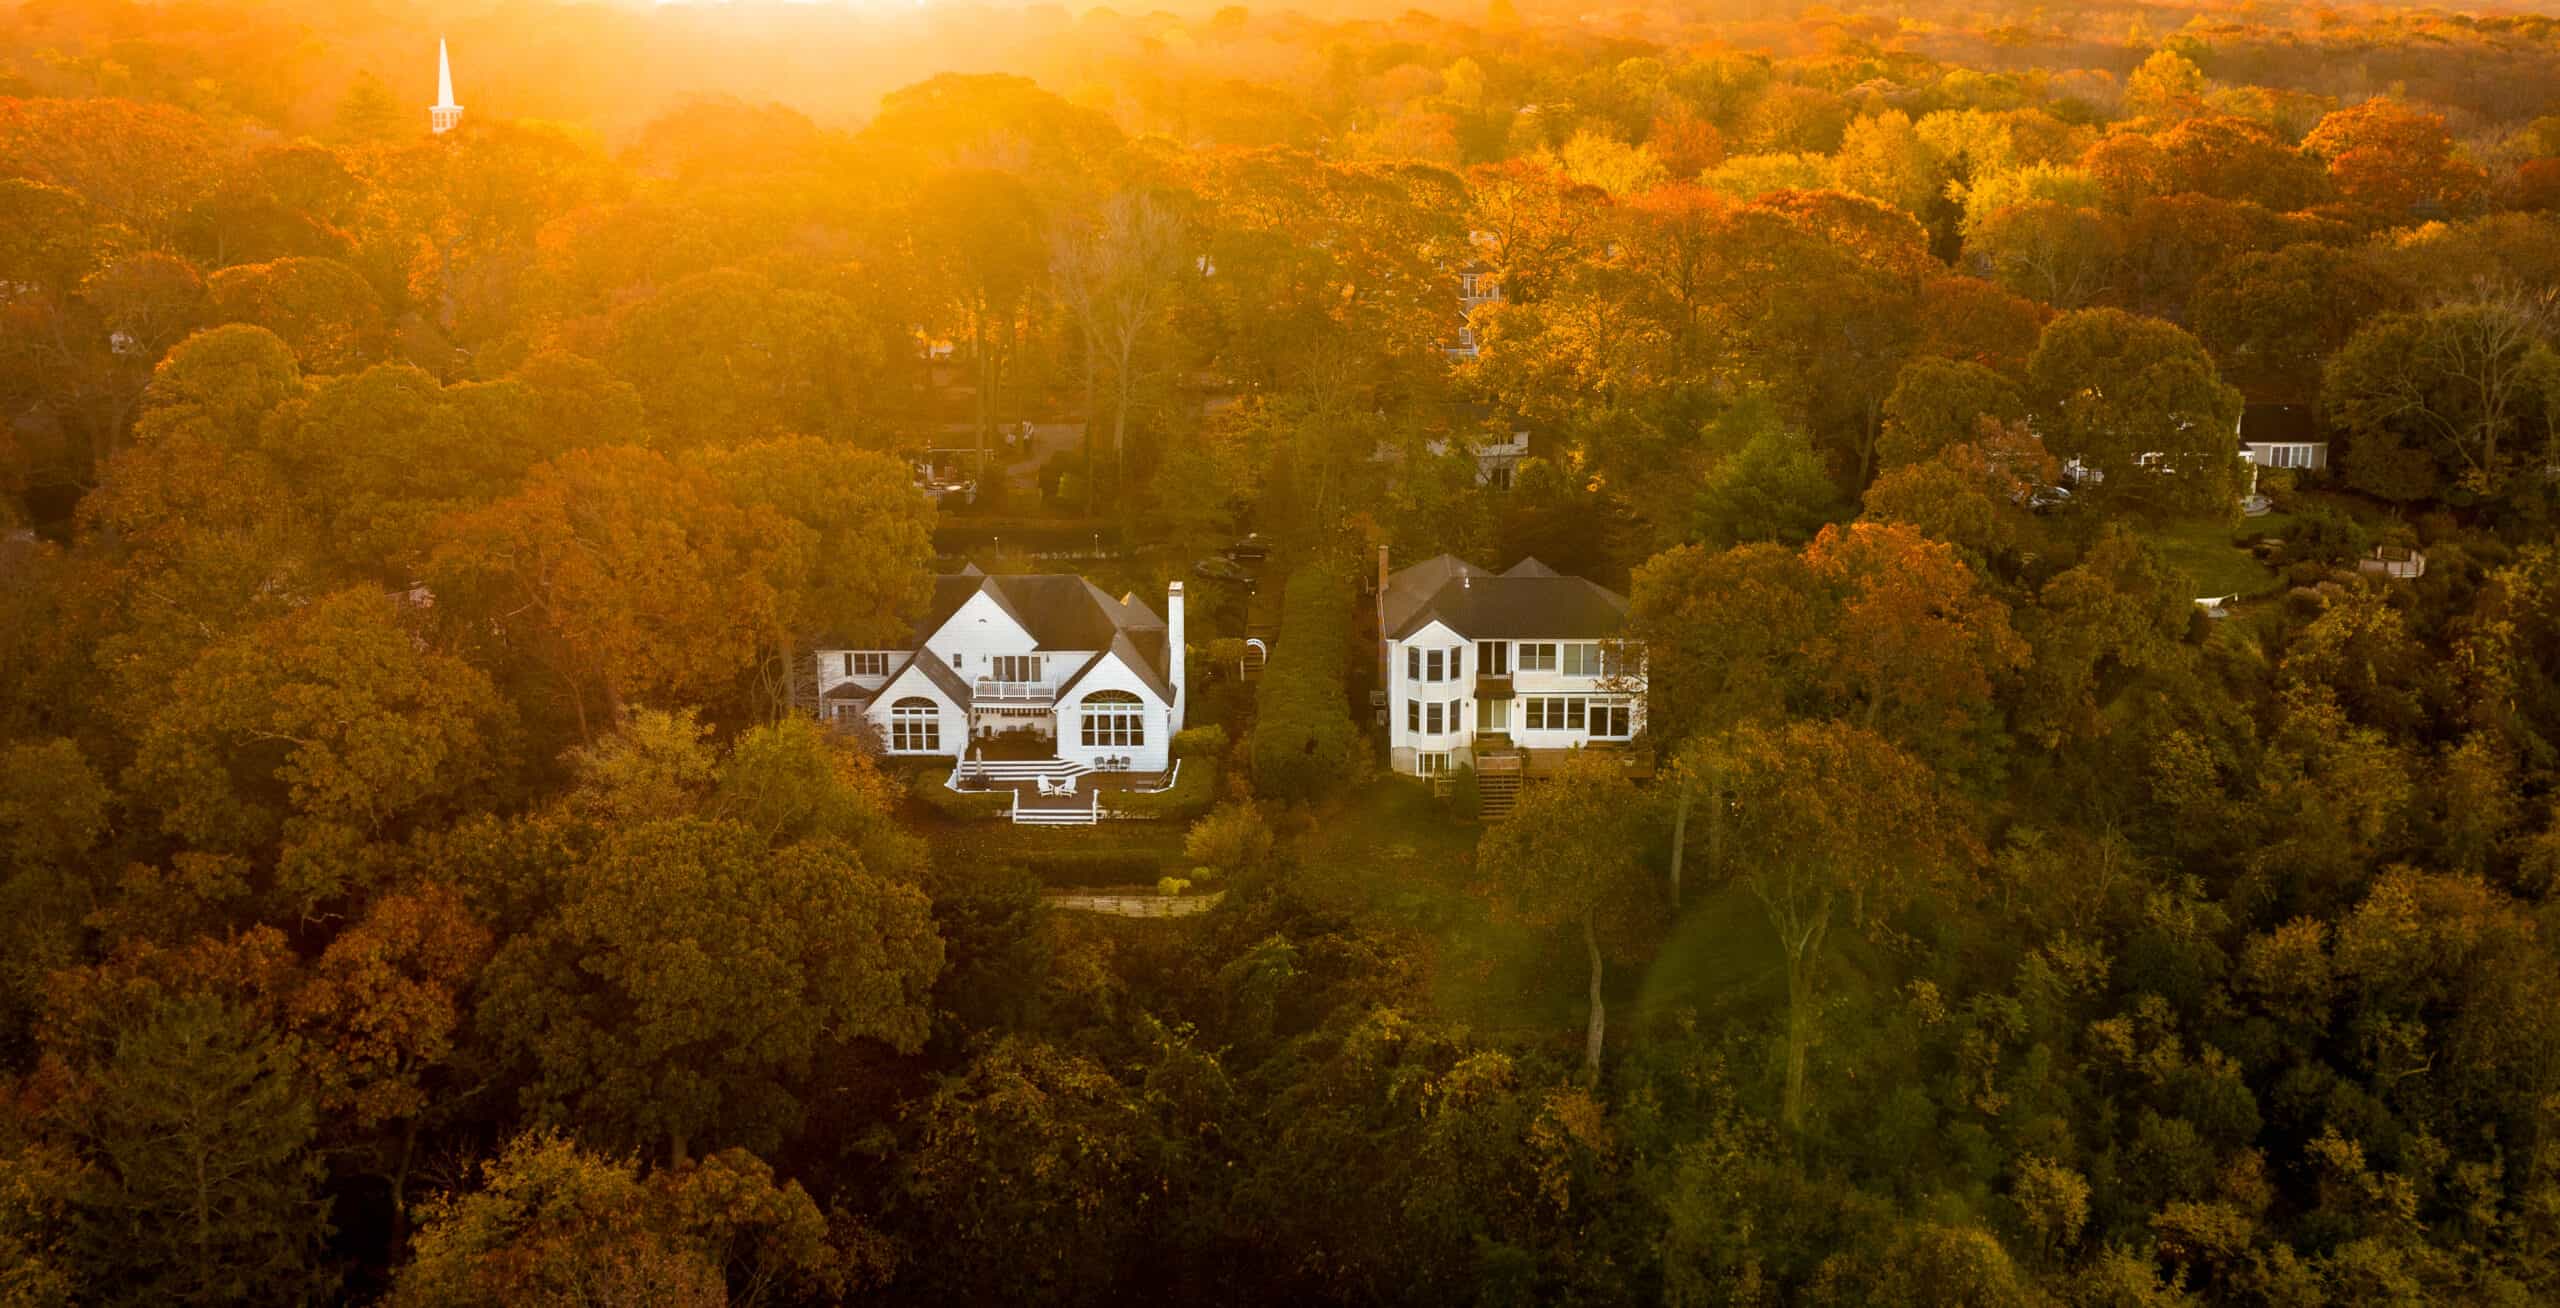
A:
919 573 1162 652
873 651 973 709
1055 630 1176 703
1382 554 1491 633
915 570 1176 689
1386 555 1628 642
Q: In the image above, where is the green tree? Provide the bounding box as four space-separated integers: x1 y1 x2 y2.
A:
128 587 514 909
479 818 942 1162
2191 244 2406 399
1876 357 2030 470
2027 308 2243 514
1475 753 1658 1086
394 1132 863 1308
2322 297 2560 502
68 995 333 1307
1704 720 1965 1131
606 269 872 448
1693 418 1844 548
203 256 386 375
694 435 936 709
915 168 1047 468
426 446 801 738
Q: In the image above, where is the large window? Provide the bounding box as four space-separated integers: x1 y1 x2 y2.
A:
1425 701 1444 734
991 655 1043 683
1407 647 1451 682
1590 698 1634 739
1518 642 1557 672
1081 690 1145 748
1478 641 1509 676
1407 700 1420 732
843 652 889 678
1417 752 1451 777
888 697 940 753
1522 696 1590 732
1562 643 1605 676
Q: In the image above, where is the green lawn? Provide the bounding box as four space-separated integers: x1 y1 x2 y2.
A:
2146 513 2290 599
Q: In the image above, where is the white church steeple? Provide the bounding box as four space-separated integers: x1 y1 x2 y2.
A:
430 38 463 135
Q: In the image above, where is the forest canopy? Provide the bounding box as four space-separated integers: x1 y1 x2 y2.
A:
5 0 2560 1304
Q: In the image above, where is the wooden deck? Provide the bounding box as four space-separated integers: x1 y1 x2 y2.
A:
1473 743 1655 781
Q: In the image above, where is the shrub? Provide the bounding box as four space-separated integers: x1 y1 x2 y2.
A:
1446 764 1481 817
1101 758 1217 820
1250 562 1358 803
2280 507 2370 567
908 767 1013 821
1182 800 1274 880
1171 724 1229 760
1014 849 1171 888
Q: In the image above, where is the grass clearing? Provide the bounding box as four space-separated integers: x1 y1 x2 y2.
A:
2147 514 2285 599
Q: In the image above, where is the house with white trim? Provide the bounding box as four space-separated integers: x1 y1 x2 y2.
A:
2240 403 2328 473
1380 552 1643 780
814 566 1184 773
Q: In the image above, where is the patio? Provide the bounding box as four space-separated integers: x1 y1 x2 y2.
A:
947 757 1186 826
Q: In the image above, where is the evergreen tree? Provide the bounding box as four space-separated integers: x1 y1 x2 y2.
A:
69 995 333 1307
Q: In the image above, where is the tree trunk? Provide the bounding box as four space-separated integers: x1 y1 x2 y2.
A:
1081 349 1100 516
972 311 989 484
1780 903 1830 1133
1582 912 1607 1090
1668 771 1692 910
1111 380 1132 535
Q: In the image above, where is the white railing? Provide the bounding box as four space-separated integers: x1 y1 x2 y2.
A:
1125 759 1181 795
973 679 1056 704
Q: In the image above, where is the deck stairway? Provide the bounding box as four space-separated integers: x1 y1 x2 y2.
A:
1477 754 1524 820
957 758 1091 784
949 759 1100 826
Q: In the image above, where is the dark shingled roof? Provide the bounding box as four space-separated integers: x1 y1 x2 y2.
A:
1385 555 1628 641
2242 403 2324 445
917 572 1175 693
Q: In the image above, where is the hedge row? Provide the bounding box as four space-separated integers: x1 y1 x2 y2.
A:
1101 758 1218 821
1250 562 1358 803
1013 848 1174 888
908 767 1013 820
1171 724 1228 760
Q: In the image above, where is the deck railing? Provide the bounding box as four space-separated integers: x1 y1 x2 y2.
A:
972 679 1057 704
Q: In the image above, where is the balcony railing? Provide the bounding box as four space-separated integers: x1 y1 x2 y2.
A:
973 679 1057 704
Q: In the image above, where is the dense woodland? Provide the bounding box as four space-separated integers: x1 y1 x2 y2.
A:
6 0 2560 1303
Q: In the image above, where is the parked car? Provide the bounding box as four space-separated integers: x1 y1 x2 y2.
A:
1194 556 1254 583
1224 533 1270 562
2024 485 2073 514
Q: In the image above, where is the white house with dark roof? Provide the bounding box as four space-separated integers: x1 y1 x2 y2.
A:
815 567 1184 773
1380 551 1643 779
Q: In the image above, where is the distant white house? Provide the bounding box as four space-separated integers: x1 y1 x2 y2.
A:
1379 552 1643 778
815 567 1185 773
2241 403 2328 472
1445 254 1501 359
1372 403 1533 490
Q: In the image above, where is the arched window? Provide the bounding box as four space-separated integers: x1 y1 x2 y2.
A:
888 697 940 753
1080 690 1145 749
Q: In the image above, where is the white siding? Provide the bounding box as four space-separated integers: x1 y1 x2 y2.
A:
1384 625 1645 777
1056 655 1175 773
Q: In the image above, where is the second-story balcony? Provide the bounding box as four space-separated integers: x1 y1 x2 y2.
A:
973 679 1058 705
